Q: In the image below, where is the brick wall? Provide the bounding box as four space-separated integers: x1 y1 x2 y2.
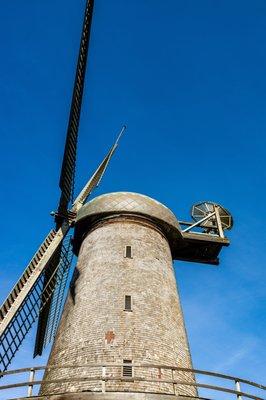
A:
41 216 196 397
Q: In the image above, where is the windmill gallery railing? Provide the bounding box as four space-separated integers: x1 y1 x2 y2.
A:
0 363 265 400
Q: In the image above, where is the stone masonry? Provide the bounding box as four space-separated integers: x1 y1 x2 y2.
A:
40 193 197 399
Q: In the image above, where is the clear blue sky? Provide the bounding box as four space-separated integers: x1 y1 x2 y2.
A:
0 0 265 398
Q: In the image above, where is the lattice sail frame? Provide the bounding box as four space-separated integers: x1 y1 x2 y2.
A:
58 0 95 215
43 235 74 347
0 231 69 371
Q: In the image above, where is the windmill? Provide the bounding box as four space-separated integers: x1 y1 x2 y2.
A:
0 0 233 375
1 1 255 400
0 0 125 372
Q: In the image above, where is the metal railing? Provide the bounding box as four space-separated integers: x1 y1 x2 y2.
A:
0 363 265 400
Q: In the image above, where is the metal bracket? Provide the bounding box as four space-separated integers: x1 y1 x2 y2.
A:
181 208 225 239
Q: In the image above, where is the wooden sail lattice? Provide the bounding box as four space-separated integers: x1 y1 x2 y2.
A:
43 235 74 347
58 0 95 215
0 228 71 372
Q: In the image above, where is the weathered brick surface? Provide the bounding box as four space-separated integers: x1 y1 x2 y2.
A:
41 205 196 397
19 393 199 400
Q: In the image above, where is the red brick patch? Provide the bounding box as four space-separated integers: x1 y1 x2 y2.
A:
105 330 115 344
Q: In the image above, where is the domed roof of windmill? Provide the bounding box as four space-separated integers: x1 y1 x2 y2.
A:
73 192 182 255
78 192 179 228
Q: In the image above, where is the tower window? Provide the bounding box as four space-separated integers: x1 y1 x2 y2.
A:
124 245 132 258
123 359 133 377
124 295 132 311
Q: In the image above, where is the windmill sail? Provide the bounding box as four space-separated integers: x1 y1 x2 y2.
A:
34 0 95 356
43 235 73 347
0 225 70 372
73 126 126 210
58 0 94 215
34 235 73 356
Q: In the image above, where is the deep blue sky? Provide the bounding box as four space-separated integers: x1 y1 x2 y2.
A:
0 0 266 398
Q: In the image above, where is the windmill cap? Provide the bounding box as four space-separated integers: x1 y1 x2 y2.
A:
72 192 182 255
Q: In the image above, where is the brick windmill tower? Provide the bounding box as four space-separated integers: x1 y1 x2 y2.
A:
39 194 232 399
0 1 235 399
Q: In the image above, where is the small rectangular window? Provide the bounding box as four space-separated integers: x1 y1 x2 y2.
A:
123 359 133 377
124 295 132 311
125 245 132 258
